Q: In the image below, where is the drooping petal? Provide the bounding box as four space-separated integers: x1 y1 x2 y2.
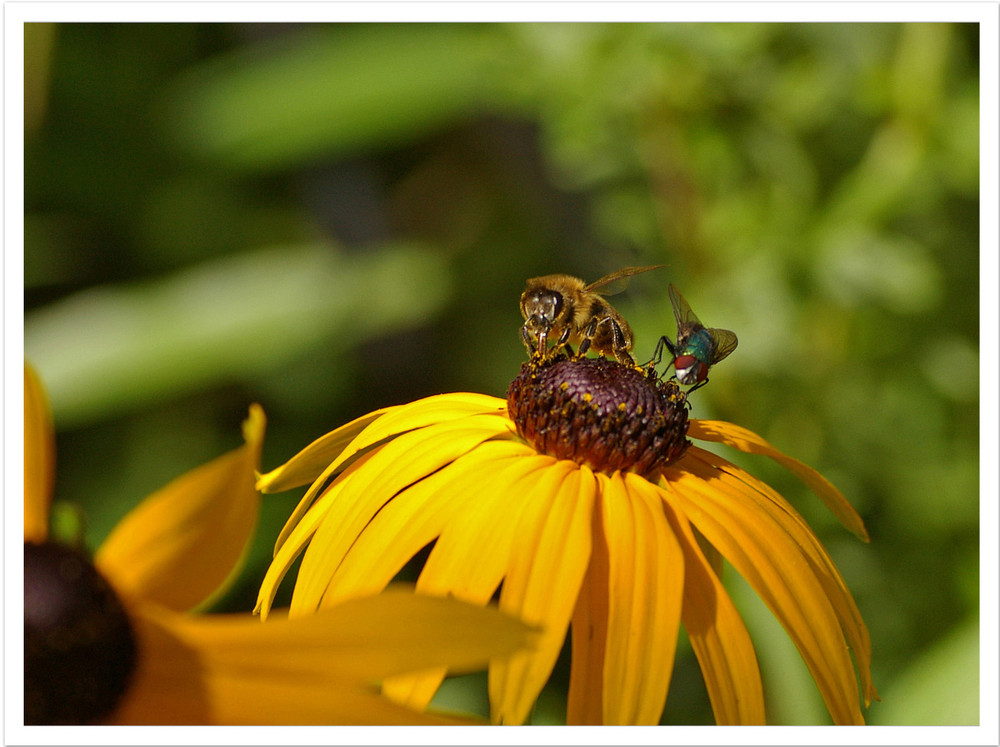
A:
319 439 534 606
233 589 537 680
657 483 766 725
597 473 684 724
355 392 508 442
113 590 534 725
264 393 509 554
257 393 504 495
566 500 610 725
256 406 395 494
415 446 553 599
24 363 55 543
96 405 265 612
286 415 512 618
662 462 865 724
688 419 868 541
689 447 877 707
490 461 596 725
255 448 377 618
274 410 510 568
381 446 555 711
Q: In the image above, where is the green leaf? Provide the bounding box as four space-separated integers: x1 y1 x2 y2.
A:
163 24 504 171
25 243 451 427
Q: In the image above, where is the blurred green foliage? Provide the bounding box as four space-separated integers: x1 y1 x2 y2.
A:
24 22 980 725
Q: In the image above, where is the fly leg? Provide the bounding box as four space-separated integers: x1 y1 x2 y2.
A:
643 335 677 376
686 377 709 396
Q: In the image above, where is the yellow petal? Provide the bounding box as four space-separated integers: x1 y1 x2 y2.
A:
687 419 868 541
96 405 265 612
490 461 596 724
382 446 554 711
599 473 684 725
416 448 554 601
689 447 878 708
263 394 508 561
257 392 505 495
286 415 511 617
355 392 507 444
268 399 510 557
256 448 379 619
662 462 865 724
566 504 609 725
658 484 766 724
24 363 55 543
181 676 473 725
113 592 532 725
217 589 535 680
322 439 534 607
256 406 395 494
106 605 210 724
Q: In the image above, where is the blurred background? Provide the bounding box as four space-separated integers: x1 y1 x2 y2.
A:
23 22 980 725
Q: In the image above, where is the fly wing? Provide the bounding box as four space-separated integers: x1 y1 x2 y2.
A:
667 283 704 329
584 264 665 296
708 328 739 363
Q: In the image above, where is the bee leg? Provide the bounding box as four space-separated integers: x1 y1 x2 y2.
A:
575 315 600 358
520 324 537 354
557 325 571 348
579 316 622 361
578 316 636 366
521 325 544 359
614 347 636 366
522 324 551 360
602 318 635 366
549 325 577 358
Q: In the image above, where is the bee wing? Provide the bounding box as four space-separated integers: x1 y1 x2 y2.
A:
708 328 739 363
584 264 665 296
667 283 705 329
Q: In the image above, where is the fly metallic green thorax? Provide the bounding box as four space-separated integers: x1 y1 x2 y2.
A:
657 283 739 392
677 327 717 363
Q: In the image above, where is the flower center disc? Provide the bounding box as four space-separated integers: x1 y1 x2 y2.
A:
24 542 138 725
506 355 690 476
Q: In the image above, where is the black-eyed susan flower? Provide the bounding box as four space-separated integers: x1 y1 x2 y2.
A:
23 364 533 726
256 353 878 725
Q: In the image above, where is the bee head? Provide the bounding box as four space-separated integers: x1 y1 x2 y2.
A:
520 287 564 333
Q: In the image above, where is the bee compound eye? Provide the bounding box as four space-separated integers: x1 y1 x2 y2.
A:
526 290 561 319
546 291 563 316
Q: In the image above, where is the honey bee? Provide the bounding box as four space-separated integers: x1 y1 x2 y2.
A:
519 265 664 366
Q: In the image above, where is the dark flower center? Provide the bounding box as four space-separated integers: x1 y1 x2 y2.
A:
506 355 690 476
24 541 138 725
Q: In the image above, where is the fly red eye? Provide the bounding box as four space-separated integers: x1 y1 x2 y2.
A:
674 354 697 370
